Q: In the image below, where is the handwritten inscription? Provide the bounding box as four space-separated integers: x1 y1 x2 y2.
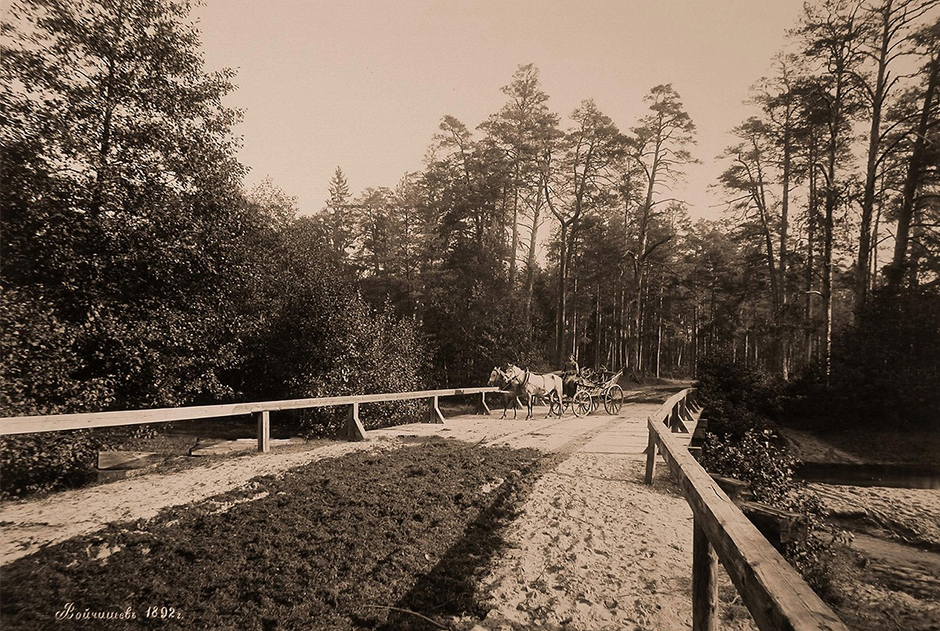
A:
54 603 183 621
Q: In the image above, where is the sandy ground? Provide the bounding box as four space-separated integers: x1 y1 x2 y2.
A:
1 398 759 630
779 428 864 464
464 454 754 631
780 428 940 631
781 426 940 549
809 483 940 549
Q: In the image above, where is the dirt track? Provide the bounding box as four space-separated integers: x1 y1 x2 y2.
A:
1 396 757 630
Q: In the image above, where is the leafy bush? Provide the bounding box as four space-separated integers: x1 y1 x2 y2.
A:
698 360 852 598
0 432 98 500
301 304 430 438
701 429 849 598
701 428 797 505
696 355 783 438
228 216 431 439
0 287 115 416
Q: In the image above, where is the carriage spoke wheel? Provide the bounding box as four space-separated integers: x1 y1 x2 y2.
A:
574 390 593 417
604 384 624 415
549 396 563 417
568 396 580 417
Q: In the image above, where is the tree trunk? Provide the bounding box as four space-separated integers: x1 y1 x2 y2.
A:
509 164 520 285
635 264 646 373
856 0 894 307
595 287 602 369
823 184 835 382
887 46 939 288
556 222 568 365
779 129 792 380
804 140 819 367
523 181 544 331
572 277 579 360
655 281 663 378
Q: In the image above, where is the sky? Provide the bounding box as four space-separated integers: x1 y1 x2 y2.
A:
192 0 807 220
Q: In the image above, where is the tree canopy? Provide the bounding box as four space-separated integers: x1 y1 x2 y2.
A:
2 0 938 432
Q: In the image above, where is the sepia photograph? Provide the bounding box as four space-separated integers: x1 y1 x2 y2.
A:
1 0 938 629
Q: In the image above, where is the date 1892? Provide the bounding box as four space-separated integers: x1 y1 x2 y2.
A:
145 606 183 620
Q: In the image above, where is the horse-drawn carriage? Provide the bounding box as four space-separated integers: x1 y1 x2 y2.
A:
488 364 624 419
564 368 625 417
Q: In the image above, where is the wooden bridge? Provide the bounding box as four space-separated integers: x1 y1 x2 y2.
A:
0 387 848 630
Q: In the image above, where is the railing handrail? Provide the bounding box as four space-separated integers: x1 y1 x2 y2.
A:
0 387 498 436
645 388 848 631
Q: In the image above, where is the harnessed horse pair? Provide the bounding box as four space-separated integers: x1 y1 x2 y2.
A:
488 365 563 420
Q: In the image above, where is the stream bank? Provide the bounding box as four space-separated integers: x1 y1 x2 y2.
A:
781 428 940 631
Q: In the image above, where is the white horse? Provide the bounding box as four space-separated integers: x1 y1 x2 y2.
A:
487 367 523 419
505 364 564 420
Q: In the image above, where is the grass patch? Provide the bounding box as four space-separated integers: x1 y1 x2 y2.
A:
0 439 553 630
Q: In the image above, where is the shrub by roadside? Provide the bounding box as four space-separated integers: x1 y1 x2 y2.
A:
0 432 98 500
700 429 851 598
695 355 782 439
697 356 850 600
1 294 431 498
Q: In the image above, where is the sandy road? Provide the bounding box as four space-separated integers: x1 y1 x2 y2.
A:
426 403 756 631
0 398 756 630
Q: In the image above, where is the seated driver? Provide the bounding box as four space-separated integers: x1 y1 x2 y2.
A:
563 354 580 398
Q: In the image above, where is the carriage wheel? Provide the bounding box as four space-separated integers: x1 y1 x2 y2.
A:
604 385 624 415
574 390 593 416
549 396 563 417
567 396 579 417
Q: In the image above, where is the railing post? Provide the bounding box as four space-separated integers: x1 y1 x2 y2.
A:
644 425 657 484
427 396 445 424
255 411 270 453
692 515 718 631
341 402 367 441
670 404 689 434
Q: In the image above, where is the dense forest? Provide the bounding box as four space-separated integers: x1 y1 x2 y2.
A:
2 0 938 429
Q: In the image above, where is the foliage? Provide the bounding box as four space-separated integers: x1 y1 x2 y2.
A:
226 212 429 437
0 287 114 416
1 0 250 411
825 286 940 428
701 427 849 597
1 0 257 496
699 356 856 597
701 428 797 505
421 243 548 386
0 432 98 500
303 303 430 438
695 355 784 438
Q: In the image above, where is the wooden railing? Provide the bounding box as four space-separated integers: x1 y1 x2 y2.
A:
0 387 499 452
644 389 848 631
